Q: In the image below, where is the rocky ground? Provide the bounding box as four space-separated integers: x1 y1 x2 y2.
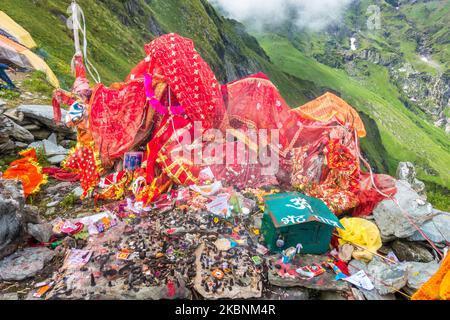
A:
0 79 449 301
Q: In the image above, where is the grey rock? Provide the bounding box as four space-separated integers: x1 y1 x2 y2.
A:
396 162 426 195
23 124 41 131
15 141 28 148
0 292 19 300
28 129 51 140
4 108 22 122
0 114 34 143
359 288 396 300
72 187 84 198
16 105 72 133
392 240 434 262
0 247 55 281
347 260 396 300
0 98 6 107
373 181 434 238
22 205 43 224
0 180 24 259
48 154 66 164
263 286 309 300
268 254 350 291
404 261 439 290
366 257 409 295
45 207 56 216
29 139 68 157
320 291 347 300
27 223 53 243
408 211 450 244
46 182 74 194
48 132 58 145
46 200 60 208
0 135 14 154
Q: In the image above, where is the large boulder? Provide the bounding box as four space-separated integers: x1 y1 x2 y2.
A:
0 247 55 281
27 223 53 243
408 210 450 245
0 114 34 143
392 240 434 262
0 115 15 154
349 257 409 295
373 181 434 239
29 139 68 157
16 105 73 133
348 260 397 299
0 180 25 259
404 261 439 291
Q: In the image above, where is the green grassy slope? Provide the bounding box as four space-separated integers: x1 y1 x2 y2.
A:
257 34 450 189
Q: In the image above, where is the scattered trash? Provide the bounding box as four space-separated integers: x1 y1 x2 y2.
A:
343 270 374 290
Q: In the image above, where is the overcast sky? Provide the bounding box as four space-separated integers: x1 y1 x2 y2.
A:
209 0 355 31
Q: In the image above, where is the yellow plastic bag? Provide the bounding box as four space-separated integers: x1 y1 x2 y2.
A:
337 217 382 262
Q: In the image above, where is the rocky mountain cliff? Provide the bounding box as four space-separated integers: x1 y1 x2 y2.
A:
281 0 449 132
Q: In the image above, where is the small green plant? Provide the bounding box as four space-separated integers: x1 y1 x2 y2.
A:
59 192 78 210
35 146 51 167
427 189 450 212
0 89 20 100
67 141 77 149
0 154 20 171
22 71 54 97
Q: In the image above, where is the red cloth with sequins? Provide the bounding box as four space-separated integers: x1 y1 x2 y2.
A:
89 80 148 167
63 145 100 198
127 33 228 131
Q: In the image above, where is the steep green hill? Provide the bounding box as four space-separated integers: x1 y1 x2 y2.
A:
257 34 450 187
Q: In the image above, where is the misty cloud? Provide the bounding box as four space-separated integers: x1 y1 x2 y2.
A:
209 0 355 31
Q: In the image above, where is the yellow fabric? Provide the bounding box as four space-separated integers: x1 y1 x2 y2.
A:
412 253 450 300
0 11 37 49
292 92 367 138
0 34 59 88
22 50 60 88
337 217 382 262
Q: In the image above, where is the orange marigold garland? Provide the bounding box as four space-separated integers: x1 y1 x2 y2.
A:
2 148 48 197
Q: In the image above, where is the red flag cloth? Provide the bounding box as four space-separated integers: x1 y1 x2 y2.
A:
89 80 148 167
127 33 228 131
62 144 101 198
43 167 80 182
353 173 397 217
222 72 303 158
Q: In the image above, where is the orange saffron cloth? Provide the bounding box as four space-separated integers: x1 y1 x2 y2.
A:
292 92 367 138
412 253 450 300
2 148 47 197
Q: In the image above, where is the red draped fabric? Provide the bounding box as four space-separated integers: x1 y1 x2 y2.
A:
127 33 228 131
88 80 148 167
53 33 395 216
